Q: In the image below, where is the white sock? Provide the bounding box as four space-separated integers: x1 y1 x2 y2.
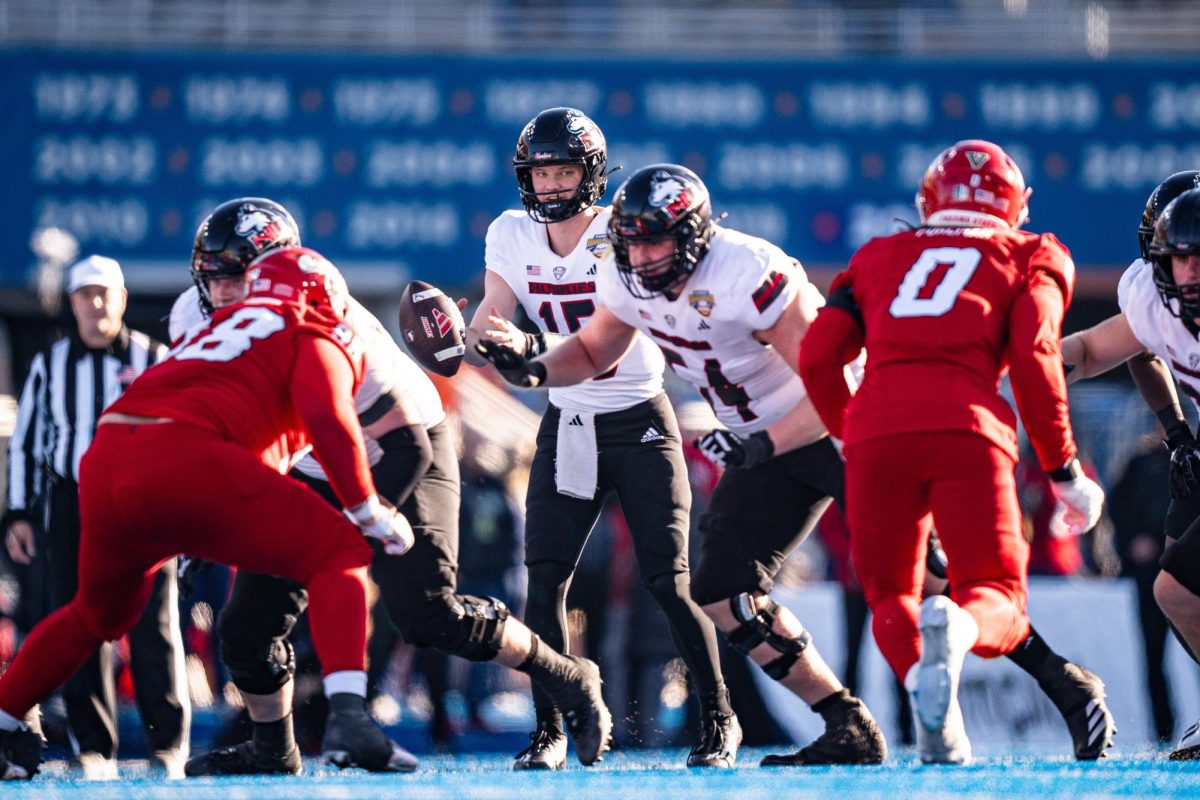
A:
323 670 368 698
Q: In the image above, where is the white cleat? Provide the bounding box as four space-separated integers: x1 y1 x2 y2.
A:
908 595 978 765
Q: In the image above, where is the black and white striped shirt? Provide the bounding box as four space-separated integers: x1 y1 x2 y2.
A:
5 328 165 523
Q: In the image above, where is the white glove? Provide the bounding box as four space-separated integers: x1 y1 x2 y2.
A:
346 495 414 556
1048 473 1105 538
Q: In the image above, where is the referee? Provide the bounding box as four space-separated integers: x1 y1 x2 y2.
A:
2 256 190 779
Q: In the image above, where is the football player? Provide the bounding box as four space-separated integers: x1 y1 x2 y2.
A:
466 109 739 770
476 162 889 767
175 199 612 775
1060 173 1200 761
798 141 1109 764
0 248 413 780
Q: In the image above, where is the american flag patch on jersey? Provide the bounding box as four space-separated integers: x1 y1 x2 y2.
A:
526 265 541 276
752 270 789 312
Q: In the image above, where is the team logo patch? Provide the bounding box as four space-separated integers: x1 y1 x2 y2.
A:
1190 352 1200 372
553 266 567 281
586 234 611 259
965 150 990 169
689 290 716 317
665 314 676 329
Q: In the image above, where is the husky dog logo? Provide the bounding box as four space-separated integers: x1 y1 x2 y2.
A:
648 170 694 219
565 110 604 153
235 203 282 248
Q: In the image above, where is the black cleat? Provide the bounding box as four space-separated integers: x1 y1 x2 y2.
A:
544 655 612 766
1038 658 1116 760
513 721 568 771
687 710 741 768
761 696 886 766
1170 720 1200 761
321 709 419 773
0 728 45 781
184 741 302 776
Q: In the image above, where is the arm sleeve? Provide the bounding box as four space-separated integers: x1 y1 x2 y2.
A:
291 334 375 510
4 353 47 524
1005 264 1077 472
797 275 865 440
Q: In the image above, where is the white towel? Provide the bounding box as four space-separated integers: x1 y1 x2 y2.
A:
555 409 598 500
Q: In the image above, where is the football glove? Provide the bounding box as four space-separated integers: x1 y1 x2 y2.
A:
1161 415 1200 499
1047 461 1105 538
695 429 774 469
474 339 547 388
346 495 414 556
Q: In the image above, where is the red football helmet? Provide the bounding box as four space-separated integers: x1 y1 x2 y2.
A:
245 246 350 319
916 140 1031 229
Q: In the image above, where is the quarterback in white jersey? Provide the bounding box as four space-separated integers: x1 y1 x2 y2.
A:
1060 175 1200 762
478 163 887 767
466 108 736 772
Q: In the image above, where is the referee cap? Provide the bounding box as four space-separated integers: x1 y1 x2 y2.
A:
68 255 125 294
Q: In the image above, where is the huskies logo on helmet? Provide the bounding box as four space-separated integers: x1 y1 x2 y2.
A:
235 204 284 249
648 170 694 220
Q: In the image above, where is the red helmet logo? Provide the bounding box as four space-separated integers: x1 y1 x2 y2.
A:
916 140 1030 229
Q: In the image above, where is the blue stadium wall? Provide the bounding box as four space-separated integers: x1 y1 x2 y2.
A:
3 49 1200 290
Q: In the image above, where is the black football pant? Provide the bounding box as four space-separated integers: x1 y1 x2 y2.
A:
45 479 189 760
522 394 724 716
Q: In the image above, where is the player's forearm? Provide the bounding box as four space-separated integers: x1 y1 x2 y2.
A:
1128 351 1181 416
760 400 831 456
1061 315 1142 383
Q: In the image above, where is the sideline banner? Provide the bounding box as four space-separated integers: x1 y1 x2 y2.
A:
2 50 1199 289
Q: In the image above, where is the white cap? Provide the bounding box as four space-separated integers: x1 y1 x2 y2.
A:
67 255 125 294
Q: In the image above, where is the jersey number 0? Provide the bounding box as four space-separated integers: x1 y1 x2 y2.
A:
888 247 981 319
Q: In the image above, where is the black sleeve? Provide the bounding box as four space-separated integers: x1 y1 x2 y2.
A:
370 424 434 507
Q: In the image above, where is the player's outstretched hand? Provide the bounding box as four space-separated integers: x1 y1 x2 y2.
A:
1049 473 1105 538
474 339 546 388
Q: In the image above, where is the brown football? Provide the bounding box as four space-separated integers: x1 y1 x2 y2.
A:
398 280 466 377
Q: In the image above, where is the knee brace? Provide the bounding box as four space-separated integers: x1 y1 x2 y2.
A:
407 594 510 662
221 637 296 696
726 593 811 680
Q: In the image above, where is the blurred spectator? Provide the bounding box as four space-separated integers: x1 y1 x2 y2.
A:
1109 432 1179 742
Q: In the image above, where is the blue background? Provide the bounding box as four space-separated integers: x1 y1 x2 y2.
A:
4 49 1200 288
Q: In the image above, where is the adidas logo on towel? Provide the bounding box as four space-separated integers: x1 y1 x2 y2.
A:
640 427 665 443
568 415 584 426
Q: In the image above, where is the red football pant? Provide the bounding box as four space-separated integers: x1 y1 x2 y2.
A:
845 431 1030 682
0 422 374 720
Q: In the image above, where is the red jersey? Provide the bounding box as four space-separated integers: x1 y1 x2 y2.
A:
800 224 1077 471
109 297 372 503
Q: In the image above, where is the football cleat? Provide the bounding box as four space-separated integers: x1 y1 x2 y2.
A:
687 710 741 768
1169 719 1200 761
1036 656 1116 760
512 721 568 771
322 709 419 773
760 696 886 766
544 655 612 766
184 741 302 776
0 728 45 781
909 595 977 765
908 665 972 765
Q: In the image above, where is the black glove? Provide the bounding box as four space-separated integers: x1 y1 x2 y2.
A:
695 429 774 469
926 531 949 581
178 556 213 598
474 339 547 388
1162 413 1200 499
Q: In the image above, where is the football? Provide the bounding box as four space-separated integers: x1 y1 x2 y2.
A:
398 280 467 377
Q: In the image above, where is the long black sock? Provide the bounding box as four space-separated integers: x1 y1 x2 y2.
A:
517 634 582 702
1004 625 1056 678
812 688 853 719
252 713 296 756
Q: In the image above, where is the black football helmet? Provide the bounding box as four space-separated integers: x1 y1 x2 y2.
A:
191 197 300 314
513 107 610 223
1149 188 1200 320
609 164 715 299
1138 170 1200 262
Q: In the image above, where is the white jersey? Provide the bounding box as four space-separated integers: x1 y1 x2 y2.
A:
168 286 445 478
597 226 816 436
1118 257 1200 412
485 207 665 413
